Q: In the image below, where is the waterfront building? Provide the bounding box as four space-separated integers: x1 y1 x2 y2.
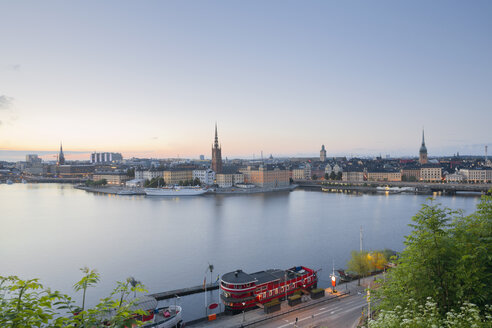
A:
292 164 311 181
367 169 401 182
459 168 492 183
240 164 290 188
215 172 244 188
192 169 215 185
162 169 193 185
445 172 465 183
91 152 123 164
401 166 421 182
58 143 65 165
419 129 428 164
320 145 326 162
142 169 164 181
211 124 223 173
342 170 365 182
92 172 129 185
58 164 94 177
420 164 442 181
332 163 342 174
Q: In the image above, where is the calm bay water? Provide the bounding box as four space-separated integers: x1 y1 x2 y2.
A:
0 184 481 321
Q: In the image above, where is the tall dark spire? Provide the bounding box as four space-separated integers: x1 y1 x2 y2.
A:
421 129 425 146
419 128 428 164
214 122 219 148
58 142 65 165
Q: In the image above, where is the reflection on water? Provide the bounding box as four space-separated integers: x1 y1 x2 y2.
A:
0 184 481 321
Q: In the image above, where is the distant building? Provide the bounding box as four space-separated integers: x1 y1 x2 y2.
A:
142 169 163 181
193 169 215 185
91 152 123 164
58 143 65 165
92 172 129 185
163 169 193 185
420 164 442 181
199 155 205 160
342 170 365 182
419 130 428 164
292 164 311 181
401 166 421 181
215 172 244 188
320 145 327 162
459 168 492 183
367 169 401 182
58 164 94 177
241 164 290 188
26 154 41 164
211 123 223 173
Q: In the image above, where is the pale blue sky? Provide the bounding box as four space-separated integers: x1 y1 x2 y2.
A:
0 1 491 161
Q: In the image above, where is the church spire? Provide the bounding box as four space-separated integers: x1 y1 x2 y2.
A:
214 122 219 148
58 142 65 165
421 128 425 146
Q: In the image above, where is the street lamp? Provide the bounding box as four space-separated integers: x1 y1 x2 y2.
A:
331 275 337 293
242 302 246 322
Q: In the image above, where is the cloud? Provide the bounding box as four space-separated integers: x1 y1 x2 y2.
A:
9 64 21 71
0 95 14 110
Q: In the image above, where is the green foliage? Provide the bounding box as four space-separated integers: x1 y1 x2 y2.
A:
144 177 165 188
329 172 336 180
369 298 492 328
312 174 318 180
336 172 342 180
126 168 135 178
178 178 201 186
0 268 148 328
374 194 492 320
85 179 107 187
347 250 371 285
324 173 329 180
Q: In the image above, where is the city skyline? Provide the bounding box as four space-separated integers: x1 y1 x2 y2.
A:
1 1 491 161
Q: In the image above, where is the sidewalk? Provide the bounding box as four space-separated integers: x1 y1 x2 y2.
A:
188 275 380 328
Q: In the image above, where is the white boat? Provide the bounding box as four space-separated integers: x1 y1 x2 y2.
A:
6 179 13 185
105 296 184 328
376 186 415 194
145 186 208 196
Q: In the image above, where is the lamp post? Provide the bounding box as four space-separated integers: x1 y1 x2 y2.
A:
242 302 246 322
331 275 336 293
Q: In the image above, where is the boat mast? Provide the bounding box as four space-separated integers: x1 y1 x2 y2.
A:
360 226 363 252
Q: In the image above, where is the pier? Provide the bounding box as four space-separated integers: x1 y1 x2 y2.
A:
150 282 220 301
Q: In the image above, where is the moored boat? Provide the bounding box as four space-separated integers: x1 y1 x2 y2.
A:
220 266 317 313
145 186 208 196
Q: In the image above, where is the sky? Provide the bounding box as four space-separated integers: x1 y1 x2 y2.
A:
0 1 491 161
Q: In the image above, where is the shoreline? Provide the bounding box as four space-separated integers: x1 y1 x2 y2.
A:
73 184 298 195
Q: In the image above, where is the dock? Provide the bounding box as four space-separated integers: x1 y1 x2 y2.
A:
150 282 220 301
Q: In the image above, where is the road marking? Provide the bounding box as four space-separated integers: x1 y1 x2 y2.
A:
319 307 325 310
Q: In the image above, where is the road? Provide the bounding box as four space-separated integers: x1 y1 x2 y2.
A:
255 292 366 328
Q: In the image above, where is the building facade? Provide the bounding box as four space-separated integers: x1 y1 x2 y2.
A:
342 170 365 182
241 165 290 188
420 165 442 181
163 169 193 185
91 152 123 164
193 169 216 185
366 170 401 182
92 172 129 185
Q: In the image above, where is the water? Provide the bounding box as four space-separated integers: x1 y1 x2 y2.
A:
0 184 481 321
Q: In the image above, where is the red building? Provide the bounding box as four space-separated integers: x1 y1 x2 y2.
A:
220 266 317 313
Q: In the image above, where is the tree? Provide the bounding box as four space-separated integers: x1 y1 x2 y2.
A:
336 172 342 180
126 168 135 178
374 194 492 318
367 251 387 271
347 250 371 286
324 173 329 180
312 174 318 180
0 269 148 328
329 172 336 180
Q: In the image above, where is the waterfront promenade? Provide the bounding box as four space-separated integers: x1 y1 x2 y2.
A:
188 276 377 328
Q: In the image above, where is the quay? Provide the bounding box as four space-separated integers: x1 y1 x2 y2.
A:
298 180 492 195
